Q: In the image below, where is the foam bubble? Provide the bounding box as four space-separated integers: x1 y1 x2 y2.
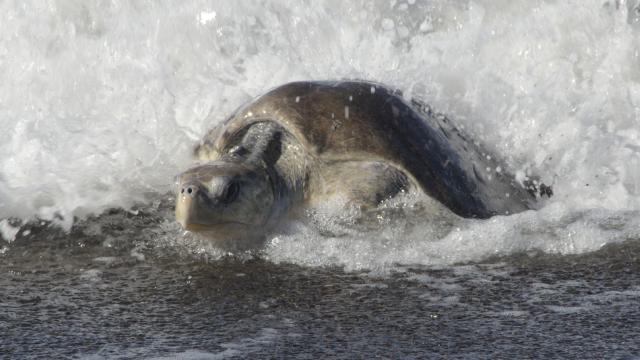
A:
0 220 19 242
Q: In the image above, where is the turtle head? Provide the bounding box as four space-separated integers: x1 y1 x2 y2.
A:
175 161 275 237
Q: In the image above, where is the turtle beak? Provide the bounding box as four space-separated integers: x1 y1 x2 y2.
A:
175 182 207 230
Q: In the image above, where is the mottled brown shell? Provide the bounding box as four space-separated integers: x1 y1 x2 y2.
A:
198 81 546 218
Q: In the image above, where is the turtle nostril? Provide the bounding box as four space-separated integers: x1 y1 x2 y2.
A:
180 185 198 196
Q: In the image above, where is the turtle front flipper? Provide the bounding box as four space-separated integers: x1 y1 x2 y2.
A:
308 161 411 209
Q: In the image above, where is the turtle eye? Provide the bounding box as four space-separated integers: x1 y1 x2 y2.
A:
222 181 240 204
229 146 248 157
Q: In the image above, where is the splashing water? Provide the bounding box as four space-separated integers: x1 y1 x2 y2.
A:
1 0 640 269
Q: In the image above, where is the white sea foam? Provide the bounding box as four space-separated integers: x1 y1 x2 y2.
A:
147 328 280 360
1 1 639 267
0 219 19 242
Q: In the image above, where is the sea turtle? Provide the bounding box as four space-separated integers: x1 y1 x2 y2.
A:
175 81 551 240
